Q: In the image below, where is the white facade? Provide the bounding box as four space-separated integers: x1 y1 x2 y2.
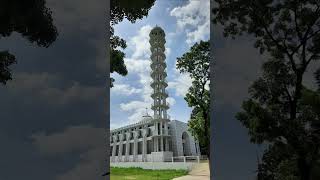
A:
110 116 200 162
110 26 200 162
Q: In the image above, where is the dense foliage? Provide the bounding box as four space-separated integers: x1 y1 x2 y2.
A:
214 1 320 179
176 40 210 158
0 0 58 85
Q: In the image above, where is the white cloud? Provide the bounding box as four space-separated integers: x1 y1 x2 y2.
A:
111 83 142 96
165 47 171 57
170 0 210 46
124 58 150 74
120 100 151 124
120 101 149 112
167 61 193 97
129 25 153 59
186 20 210 45
168 73 192 97
167 97 176 107
110 121 131 130
114 25 155 124
127 25 171 60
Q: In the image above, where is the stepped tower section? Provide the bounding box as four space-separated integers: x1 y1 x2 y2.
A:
149 26 170 152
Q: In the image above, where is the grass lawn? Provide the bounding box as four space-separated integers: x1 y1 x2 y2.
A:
110 167 188 180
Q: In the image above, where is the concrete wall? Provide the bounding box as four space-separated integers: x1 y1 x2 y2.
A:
169 120 200 156
113 152 173 162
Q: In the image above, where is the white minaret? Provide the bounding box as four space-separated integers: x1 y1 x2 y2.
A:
149 26 170 152
149 26 169 119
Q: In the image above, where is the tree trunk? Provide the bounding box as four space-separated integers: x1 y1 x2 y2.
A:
298 156 311 180
202 110 210 166
292 71 309 180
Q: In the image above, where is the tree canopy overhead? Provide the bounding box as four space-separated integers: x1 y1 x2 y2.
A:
214 1 320 179
110 0 156 87
0 0 58 85
111 0 156 25
0 0 58 47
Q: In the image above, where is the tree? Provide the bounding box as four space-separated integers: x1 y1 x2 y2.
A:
0 51 16 84
110 27 127 87
176 40 210 159
0 0 58 85
214 1 320 179
110 0 155 87
240 58 320 180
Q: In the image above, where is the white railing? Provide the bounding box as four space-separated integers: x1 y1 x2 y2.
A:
153 114 170 120
171 156 200 163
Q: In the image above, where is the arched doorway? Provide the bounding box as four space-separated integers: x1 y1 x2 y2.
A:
182 132 191 156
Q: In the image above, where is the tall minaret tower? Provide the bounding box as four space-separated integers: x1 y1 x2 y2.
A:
149 26 170 152
150 26 169 119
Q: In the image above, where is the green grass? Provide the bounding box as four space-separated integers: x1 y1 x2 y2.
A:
110 167 188 180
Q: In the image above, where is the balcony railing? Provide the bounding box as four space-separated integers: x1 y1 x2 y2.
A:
153 114 170 120
151 102 169 110
150 80 168 88
150 71 167 79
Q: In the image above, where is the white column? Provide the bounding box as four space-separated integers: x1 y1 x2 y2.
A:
154 137 158 152
111 144 115 162
160 121 163 151
142 129 147 162
156 137 158 152
165 137 169 151
133 131 138 161
161 136 164 151
164 122 168 135
112 136 117 162
118 134 124 162
155 122 158 135
125 132 130 161
164 121 169 151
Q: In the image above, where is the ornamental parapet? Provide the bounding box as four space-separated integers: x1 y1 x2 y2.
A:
153 114 171 121
151 103 169 110
150 61 166 69
150 51 166 59
150 45 165 53
151 55 165 62
150 80 168 88
151 91 168 99
150 70 167 78
149 37 165 44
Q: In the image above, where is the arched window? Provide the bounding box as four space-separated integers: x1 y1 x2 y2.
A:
182 132 191 156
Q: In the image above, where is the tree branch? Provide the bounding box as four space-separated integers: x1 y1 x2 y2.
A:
248 1 297 71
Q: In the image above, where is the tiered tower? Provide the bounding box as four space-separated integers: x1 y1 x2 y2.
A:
149 26 170 152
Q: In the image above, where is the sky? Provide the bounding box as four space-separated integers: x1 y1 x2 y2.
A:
110 0 210 129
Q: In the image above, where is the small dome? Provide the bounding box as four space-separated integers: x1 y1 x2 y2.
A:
150 26 165 36
140 114 153 122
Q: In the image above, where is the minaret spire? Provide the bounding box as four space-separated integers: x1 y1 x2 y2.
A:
149 26 169 120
